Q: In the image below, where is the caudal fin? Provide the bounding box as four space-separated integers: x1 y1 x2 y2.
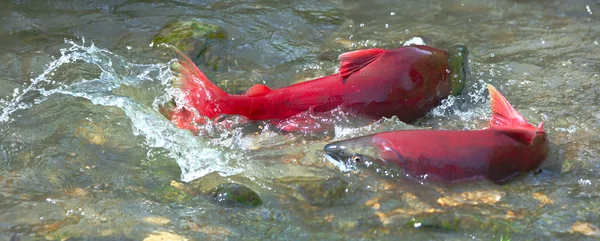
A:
488 84 542 145
171 48 228 118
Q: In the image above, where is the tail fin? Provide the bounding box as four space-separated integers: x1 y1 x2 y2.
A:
488 84 542 145
488 84 533 128
171 47 228 118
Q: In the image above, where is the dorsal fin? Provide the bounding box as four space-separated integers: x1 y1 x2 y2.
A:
487 84 538 145
488 84 533 128
338 48 385 83
245 84 271 97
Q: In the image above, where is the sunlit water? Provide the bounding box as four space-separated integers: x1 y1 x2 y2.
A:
1 0 600 240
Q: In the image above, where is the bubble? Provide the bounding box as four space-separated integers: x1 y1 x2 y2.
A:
578 179 592 186
567 125 577 133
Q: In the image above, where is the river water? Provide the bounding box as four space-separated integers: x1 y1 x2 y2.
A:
1 0 599 240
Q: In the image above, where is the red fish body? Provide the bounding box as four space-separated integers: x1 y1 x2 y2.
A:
169 45 469 133
324 85 549 183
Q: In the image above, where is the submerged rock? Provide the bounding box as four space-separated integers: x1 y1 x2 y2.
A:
276 176 349 206
66 237 135 241
408 212 522 234
143 232 189 241
153 20 229 71
148 182 192 204
211 183 262 208
570 222 600 237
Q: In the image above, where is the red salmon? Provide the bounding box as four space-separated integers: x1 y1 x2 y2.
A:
168 45 470 133
324 85 549 183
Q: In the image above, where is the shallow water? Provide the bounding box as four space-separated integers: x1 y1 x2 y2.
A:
1 0 600 240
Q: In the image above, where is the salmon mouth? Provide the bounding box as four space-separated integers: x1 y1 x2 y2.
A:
323 142 365 171
323 143 349 164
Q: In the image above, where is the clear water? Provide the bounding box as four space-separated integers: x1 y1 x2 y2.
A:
1 0 599 240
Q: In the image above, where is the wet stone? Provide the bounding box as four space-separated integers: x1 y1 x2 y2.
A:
277 176 350 206
65 237 135 241
149 184 192 204
153 20 230 71
143 232 188 241
571 222 600 237
408 213 521 234
211 183 262 208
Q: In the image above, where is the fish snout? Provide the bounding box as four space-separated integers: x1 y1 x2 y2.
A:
324 136 381 170
324 143 351 164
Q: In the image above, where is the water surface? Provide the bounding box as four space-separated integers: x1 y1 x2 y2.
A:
1 0 600 240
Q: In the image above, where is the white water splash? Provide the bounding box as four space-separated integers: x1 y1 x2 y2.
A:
426 79 492 128
0 39 91 123
403 37 426 46
45 89 241 182
1 39 241 182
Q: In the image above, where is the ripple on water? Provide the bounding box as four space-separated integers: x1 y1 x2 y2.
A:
1 0 600 240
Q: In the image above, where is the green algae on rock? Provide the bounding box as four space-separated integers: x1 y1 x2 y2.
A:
153 20 228 71
211 183 262 208
276 176 350 206
147 183 192 204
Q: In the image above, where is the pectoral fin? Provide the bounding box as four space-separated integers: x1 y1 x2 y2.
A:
245 84 272 97
272 108 333 133
272 117 333 133
338 48 385 83
494 126 537 145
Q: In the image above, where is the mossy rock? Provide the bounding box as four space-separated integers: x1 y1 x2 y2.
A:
149 185 191 204
153 20 229 71
277 176 349 206
153 20 227 52
211 183 262 208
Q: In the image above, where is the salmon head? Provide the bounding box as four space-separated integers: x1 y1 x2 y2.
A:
324 134 399 170
338 44 470 96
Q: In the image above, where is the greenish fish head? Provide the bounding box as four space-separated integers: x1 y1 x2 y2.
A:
446 45 470 96
324 136 386 170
